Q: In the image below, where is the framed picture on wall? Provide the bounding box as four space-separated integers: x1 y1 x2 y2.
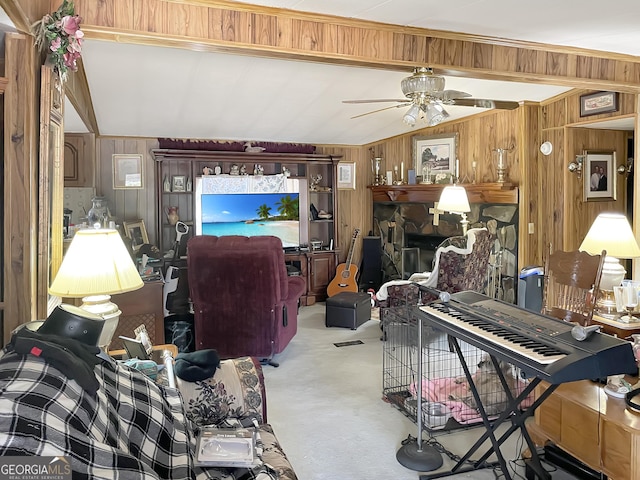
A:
413 133 458 183
337 162 356 190
123 219 149 251
580 91 619 117
113 154 144 189
584 150 616 201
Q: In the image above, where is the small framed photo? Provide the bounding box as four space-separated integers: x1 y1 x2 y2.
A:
172 175 186 192
113 154 143 189
413 133 458 180
580 91 619 117
584 150 616 201
123 220 149 251
337 162 356 190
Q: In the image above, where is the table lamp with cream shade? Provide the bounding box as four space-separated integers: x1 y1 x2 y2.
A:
579 212 640 318
49 228 144 349
437 185 471 234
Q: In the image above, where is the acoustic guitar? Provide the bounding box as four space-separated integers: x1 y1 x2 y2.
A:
327 229 360 297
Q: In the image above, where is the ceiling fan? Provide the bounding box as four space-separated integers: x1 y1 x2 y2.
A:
343 67 520 127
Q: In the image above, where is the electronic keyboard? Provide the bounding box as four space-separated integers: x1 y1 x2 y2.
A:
417 290 637 384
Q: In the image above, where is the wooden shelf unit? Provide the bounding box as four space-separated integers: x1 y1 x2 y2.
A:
151 149 342 303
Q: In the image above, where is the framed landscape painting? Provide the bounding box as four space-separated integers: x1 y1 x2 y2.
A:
413 133 458 183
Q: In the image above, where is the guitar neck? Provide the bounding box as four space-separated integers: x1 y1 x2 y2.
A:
345 231 359 267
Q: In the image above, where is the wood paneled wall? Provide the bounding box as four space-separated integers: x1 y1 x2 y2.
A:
565 128 628 244
364 108 529 266
538 89 634 268
3 32 40 339
315 145 368 263
96 137 159 245
73 0 640 92
73 0 640 279
94 95 635 275
95 137 368 263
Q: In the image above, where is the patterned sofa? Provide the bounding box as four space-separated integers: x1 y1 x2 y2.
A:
0 346 296 480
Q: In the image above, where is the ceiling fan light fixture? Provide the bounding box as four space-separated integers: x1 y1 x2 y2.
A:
423 102 448 126
403 104 420 126
401 67 445 97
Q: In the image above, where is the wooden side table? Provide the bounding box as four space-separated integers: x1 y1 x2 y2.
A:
592 314 640 339
528 379 640 480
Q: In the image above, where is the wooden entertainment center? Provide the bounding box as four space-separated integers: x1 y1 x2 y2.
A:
150 148 341 305
528 379 640 479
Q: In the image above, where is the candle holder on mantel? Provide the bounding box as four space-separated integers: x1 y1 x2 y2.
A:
392 165 405 185
371 157 386 186
493 148 509 184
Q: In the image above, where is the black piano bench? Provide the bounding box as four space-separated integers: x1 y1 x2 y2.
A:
326 292 371 330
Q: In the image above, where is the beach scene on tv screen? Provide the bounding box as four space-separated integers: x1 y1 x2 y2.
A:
200 193 300 247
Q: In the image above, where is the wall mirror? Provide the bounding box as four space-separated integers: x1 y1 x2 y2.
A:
37 65 65 317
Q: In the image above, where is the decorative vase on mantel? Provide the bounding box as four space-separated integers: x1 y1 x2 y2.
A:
166 206 179 226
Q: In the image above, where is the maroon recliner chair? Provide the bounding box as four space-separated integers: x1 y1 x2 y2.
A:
187 235 306 365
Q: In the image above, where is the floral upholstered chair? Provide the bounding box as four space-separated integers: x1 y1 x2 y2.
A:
432 228 495 294
377 228 496 335
377 228 495 307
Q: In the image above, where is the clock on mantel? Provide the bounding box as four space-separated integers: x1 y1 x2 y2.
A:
368 183 518 204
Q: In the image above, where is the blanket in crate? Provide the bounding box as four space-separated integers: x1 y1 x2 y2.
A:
0 348 277 480
410 376 535 425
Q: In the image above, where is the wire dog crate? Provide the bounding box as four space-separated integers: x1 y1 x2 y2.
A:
382 304 528 432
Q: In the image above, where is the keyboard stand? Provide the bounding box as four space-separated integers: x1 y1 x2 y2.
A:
419 335 559 480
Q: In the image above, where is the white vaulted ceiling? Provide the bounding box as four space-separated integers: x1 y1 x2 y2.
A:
64 0 640 144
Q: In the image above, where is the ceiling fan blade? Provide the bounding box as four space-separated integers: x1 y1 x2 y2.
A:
435 90 472 101
350 103 409 119
450 98 521 110
343 99 408 104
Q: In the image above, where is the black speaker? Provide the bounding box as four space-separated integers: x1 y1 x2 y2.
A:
359 236 383 291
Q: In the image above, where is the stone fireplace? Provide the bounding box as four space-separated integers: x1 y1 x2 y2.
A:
370 184 519 303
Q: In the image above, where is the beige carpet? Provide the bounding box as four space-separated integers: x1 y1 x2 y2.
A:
262 303 575 479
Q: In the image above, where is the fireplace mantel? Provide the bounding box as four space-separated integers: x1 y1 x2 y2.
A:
368 183 518 204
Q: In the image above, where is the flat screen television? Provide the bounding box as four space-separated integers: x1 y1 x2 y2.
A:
195 178 301 248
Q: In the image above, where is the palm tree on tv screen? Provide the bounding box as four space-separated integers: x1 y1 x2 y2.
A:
256 204 271 220
276 195 299 220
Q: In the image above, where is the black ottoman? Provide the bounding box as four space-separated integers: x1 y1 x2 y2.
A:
326 292 371 330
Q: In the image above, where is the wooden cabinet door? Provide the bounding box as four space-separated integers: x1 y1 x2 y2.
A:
308 252 336 300
64 133 95 187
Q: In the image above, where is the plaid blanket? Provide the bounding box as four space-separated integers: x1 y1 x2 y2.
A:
0 349 277 480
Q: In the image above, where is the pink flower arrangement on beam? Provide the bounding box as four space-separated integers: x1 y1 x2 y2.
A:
32 0 84 81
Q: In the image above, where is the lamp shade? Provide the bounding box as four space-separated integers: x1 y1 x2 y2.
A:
579 213 640 259
49 229 143 298
437 185 471 214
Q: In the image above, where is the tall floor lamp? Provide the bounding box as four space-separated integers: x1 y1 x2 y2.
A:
49 228 144 350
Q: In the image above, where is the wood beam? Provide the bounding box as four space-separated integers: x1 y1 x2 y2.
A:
72 0 640 93
65 60 99 134
4 32 39 340
0 0 39 34
0 1 100 135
